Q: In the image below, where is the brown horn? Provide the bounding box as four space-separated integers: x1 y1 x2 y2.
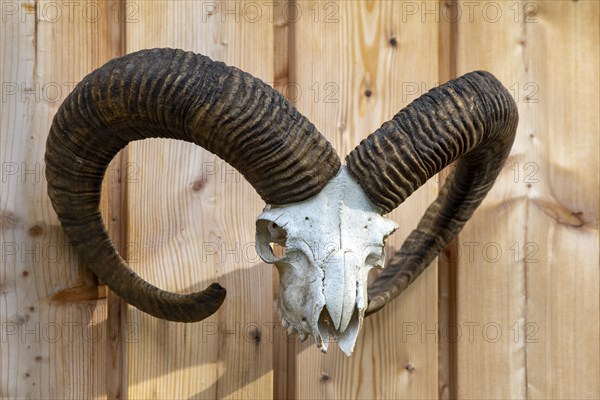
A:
345 71 518 315
45 48 340 322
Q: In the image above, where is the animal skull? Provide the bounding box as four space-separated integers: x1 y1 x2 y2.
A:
256 167 398 355
45 49 517 357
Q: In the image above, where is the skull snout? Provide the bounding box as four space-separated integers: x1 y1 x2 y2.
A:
322 251 361 334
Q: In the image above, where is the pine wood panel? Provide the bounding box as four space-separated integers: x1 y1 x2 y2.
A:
522 2 599 398
102 3 127 399
455 1 599 398
0 1 121 398
123 2 274 398
453 2 529 396
2 1 598 399
437 2 459 397
272 1 293 398
288 1 440 398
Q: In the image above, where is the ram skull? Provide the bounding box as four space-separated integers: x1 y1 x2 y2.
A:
45 48 518 355
256 167 398 354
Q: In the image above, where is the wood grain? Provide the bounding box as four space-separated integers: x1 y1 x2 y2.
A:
101 3 127 399
437 2 459 397
124 2 274 398
272 1 293 398
523 2 599 398
288 1 440 398
2 1 598 399
0 0 120 398
455 1 599 398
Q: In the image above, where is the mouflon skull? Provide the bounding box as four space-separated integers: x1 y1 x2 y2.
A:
45 49 518 355
256 167 398 355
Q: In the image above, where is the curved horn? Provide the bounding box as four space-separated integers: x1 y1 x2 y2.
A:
345 71 518 314
46 48 340 322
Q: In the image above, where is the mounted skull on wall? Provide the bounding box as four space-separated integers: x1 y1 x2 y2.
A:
256 167 398 354
45 48 518 355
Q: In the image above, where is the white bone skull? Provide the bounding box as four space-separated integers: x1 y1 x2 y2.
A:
256 167 398 355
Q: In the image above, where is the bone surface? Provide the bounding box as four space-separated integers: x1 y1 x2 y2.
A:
256 167 398 355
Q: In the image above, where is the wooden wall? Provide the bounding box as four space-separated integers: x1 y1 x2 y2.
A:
1 1 597 399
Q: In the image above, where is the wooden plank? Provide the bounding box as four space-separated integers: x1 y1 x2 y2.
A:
272 1 293 398
455 1 599 398
0 1 121 398
523 2 599 398
437 2 459 398
454 1 536 397
103 3 127 400
289 1 440 398
124 2 274 398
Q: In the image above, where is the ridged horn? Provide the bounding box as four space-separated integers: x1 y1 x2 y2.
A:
45 48 340 322
346 71 518 314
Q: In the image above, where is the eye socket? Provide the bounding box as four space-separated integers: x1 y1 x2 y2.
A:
256 219 287 263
